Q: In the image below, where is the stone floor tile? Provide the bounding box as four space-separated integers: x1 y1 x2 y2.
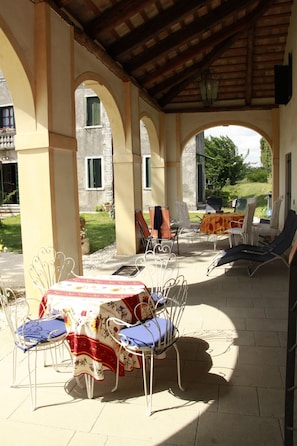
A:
219 384 259 415
196 412 283 446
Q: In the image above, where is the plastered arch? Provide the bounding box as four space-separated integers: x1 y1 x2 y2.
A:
0 27 36 135
75 73 125 153
140 113 161 160
182 120 272 151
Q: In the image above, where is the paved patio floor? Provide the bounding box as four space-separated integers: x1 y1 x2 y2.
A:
0 235 291 445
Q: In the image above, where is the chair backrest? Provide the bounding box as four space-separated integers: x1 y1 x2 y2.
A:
131 274 188 346
270 198 282 229
271 209 297 255
0 286 29 348
234 198 247 212
29 247 76 295
241 202 256 233
135 243 178 297
176 201 191 229
151 274 188 334
135 210 151 238
247 197 257 204
206 197 222 212
149 206 173 239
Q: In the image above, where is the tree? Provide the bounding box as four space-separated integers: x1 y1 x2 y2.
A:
204 135 246 190
260 137 272 175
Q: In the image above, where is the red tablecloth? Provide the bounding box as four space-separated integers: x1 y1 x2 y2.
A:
200 213 245 235
40 275 152 381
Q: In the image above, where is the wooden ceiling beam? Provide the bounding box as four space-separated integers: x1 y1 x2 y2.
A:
141 0 273 90
151 0 275 104
140 15 254 86
86 0 153 36
123 0 262 72
107 0 205 57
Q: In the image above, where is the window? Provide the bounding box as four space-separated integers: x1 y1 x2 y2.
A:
86 157 103 189
86 96 100 126
143 155 151 189
0 106 15 129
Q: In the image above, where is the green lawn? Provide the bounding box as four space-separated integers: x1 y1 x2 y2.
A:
0 212 115 254
221 181 272 218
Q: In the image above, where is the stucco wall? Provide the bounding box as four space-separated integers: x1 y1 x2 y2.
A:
279 0 297 221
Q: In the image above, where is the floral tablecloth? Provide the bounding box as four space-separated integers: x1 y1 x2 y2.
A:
200 213 245 235
40 275 152 381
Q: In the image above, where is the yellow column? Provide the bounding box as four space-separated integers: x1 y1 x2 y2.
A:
113 82 142 254
15 3 82 300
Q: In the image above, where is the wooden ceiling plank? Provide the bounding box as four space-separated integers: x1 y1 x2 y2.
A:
155 34 239 105
153 0 276 105
141 1 272 87
245 28 254 105
45 0 293 111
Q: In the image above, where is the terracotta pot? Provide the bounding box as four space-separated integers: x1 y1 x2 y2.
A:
81 237 90 255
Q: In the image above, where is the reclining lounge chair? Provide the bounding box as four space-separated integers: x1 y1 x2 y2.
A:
206 209 297 277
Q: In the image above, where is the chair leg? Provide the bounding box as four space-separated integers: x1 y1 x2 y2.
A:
173 344 184 391
12 346 17 387
142 351 154 416
85 374 94 399
111 346 121 392
27 350 37 410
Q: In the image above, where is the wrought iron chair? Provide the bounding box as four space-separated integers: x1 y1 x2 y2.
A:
107 275 188 416
0 285 68 410
135 242 178 308
29 246 77 296
148 206 180 254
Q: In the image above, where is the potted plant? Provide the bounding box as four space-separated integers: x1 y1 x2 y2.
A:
79 215 90 254
103 202 111 212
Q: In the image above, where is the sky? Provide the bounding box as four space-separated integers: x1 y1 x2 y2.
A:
204 125 262 166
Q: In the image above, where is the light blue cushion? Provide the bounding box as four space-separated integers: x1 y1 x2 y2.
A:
119 317 174 348
17 318 66 345
151 292 165 307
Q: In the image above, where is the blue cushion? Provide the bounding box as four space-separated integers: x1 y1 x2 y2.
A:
151 292 165 307
17 318 66 344
119 317 174 348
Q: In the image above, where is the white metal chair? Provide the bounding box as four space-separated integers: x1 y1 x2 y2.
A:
135 242 178 308
107 274 188 416
254 198 282 243
175 201 201 243
0 285 68 410
29 246 77 296
225 202 257 247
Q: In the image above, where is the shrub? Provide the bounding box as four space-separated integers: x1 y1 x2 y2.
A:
246 167 268 183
